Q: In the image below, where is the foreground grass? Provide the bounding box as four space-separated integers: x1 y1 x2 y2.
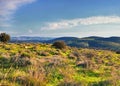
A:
0 43 120 86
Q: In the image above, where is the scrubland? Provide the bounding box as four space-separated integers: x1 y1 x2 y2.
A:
0 43 120 86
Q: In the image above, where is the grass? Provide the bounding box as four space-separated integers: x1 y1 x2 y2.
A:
0 43 120 86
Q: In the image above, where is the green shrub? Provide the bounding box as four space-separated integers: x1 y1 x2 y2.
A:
0 57 11 68
91 80 111 86
21 53 31 58
10 55 31 67
0 33 10 43
52 41 66 49
58 81 81 86
116 50 120 54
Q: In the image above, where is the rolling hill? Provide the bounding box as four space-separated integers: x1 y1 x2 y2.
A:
11 36 120 51
45 36 120 51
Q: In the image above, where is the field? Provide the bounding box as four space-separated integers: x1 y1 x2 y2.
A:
0 43 120 86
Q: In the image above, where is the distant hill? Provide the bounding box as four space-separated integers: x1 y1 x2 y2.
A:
45 36 120 51
97 37 120 43
11 36 54 43
10 36 120 51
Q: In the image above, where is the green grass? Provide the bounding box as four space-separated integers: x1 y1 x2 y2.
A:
0 43 120 86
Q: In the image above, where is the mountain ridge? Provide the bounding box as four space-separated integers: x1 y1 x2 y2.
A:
11 36 120 51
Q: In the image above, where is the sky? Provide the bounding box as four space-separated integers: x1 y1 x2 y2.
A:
0 0 120 37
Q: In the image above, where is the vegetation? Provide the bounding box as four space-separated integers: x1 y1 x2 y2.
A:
0 33 10 43
0 43 120 86
46 37 120 51
52 41 66 49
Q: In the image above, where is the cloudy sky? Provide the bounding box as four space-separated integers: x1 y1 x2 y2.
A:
0 0 120 37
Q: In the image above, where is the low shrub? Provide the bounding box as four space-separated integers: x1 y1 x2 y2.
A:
0 57 11 68
10 56 31 67
52 41 66 49
58 81 82 86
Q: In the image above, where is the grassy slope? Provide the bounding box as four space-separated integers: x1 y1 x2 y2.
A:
0 43 120 86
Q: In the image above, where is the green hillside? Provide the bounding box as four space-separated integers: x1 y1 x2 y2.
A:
0 43 120 86
46 37 120 51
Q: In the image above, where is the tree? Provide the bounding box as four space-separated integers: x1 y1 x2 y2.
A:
52 41 66 49
0 33 10 43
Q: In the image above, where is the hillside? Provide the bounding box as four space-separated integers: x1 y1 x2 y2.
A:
11 36 120 51
11 36 54 43
0 43 120 86
45 36 120 51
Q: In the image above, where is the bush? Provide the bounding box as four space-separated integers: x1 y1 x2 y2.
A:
116 51 120 54
58 81 82 86
0 33 10 43
52 41 66 49
10 55 31 67
0 57 11 68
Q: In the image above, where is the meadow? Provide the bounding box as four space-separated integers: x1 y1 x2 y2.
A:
0 43 120 86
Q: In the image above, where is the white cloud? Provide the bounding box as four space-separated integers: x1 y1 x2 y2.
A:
0 0 36 27
41 16 120 30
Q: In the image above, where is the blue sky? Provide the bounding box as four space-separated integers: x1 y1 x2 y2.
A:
0 0 120 37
